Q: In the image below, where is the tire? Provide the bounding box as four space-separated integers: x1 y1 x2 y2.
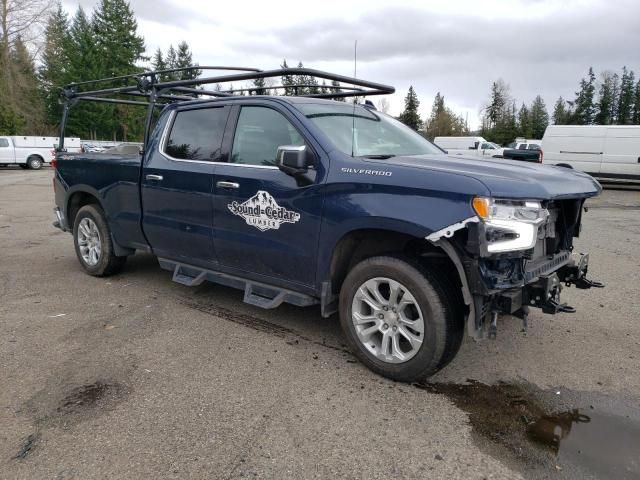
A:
339 256 463 382
27 156 43 170
73 204 126 276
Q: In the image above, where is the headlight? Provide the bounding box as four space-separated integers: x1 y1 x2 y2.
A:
472 197 548 253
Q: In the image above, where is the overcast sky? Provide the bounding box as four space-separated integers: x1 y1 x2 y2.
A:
63 0 640 128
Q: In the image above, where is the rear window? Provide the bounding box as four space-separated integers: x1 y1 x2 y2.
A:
164 107 228 161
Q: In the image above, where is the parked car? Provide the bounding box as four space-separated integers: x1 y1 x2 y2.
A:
53 66 604 382
502 142 543 163
542 125 640 184
433 136 504 158
0 136 81 169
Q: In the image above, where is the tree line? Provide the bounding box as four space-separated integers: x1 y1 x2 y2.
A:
398 65 640 145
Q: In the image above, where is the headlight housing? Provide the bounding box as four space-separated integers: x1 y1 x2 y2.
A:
472 197 548 253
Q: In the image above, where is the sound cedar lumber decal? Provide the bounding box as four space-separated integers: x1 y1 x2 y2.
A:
228 191 301 232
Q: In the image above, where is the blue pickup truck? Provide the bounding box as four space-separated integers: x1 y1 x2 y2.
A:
52 67 603 381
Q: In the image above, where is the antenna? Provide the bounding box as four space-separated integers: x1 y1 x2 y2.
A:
351 40 357 157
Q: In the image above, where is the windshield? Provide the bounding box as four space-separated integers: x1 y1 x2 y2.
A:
298 103 443 157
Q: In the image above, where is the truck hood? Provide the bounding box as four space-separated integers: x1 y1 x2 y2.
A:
383 154 602 200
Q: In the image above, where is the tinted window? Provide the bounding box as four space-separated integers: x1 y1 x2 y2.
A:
231 107 305 166
0 138 9 147
528 144 541 150
165 107 228 161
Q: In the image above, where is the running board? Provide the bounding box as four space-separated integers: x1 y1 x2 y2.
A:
158 258 318 310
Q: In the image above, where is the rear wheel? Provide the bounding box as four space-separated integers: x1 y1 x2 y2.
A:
27 156 43 170
339 256 463 382
73 204 126 276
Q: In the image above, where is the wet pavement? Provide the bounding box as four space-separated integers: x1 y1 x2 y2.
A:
1 168 639 479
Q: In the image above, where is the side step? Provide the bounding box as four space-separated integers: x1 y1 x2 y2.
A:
158 258 318 310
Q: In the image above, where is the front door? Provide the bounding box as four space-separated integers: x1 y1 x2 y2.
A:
141 105 230 268
0 138 14 163
212 104 324 288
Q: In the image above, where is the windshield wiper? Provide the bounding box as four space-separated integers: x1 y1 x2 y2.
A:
361 154 396 159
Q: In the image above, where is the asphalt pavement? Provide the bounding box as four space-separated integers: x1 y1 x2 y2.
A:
1 167 639 479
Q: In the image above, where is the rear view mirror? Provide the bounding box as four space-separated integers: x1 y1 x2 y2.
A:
276 145 308 176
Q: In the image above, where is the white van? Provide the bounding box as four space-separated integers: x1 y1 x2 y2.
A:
0 136 81 169
541 126 640 184
433 136 504 158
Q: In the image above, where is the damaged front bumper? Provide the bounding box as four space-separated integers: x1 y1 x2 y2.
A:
427 198 604 339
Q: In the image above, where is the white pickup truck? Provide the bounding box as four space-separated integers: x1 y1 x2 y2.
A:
0 136 81 169
433 136 504 158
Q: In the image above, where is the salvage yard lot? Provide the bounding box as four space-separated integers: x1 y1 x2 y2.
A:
1 168 639 479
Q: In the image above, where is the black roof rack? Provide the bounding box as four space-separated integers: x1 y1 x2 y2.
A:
58 66 395 149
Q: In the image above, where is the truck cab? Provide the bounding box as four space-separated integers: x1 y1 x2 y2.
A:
433 136 504 158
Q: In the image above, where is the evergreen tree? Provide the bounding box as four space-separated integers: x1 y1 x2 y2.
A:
92 0 146 140
295 61 307 95
165 45 178 80
151 48 166 73
517 103 532 138
617 66 635 125
529 95 549 139
10 36 46 134
424 92 467 140
485 79 509 128
280 59 294 96
330 79 344 101
253 77 266 95
632 79 640 125
572 67 596 125
39 3 70 130
552 97 569 124
595 71 616 125
398 86 422 131
175 41 200 80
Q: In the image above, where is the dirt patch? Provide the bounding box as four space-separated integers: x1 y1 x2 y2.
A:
14 433 38 460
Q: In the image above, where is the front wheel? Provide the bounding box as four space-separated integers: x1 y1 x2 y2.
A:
339 256 463 382
73 204 126 276
27 156 43 170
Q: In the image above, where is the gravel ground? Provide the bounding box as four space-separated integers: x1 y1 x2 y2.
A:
1 167 638 479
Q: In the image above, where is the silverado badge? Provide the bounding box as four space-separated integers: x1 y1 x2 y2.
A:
228 191 301 232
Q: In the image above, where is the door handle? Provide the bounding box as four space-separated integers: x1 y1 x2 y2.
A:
216 181 240 189
146 174 163 181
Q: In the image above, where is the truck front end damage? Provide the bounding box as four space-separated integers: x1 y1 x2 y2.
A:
428 197 603 339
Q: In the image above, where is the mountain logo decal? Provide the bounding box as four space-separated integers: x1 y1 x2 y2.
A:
228 190 301 232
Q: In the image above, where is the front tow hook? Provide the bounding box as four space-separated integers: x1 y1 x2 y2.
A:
573 277 605 289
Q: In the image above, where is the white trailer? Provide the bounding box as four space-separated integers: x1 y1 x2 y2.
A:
0 136 81 169
541 125 640 184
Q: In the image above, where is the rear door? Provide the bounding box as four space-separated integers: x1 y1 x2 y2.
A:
602 127 640 180
141 104 230 268
212 102 325 288
0 137 14 163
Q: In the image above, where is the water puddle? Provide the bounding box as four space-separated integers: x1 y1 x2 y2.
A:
415 380 640 479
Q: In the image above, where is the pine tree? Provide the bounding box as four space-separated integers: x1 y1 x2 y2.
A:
424 92 467 139
175 41 200 80
165 45 178 80
65 7 100 139
295 61 307 95
92 0 146 140
572 67 596 125
632 79 640 125
552 97 569 124
330 79 344 101
253 77 266 95
485 80 509 128
595 72 616 125
529 95 549 139
39 3 70 130
10 36 46 134
610 73 620 123
517 103 532 138
398 86 422 131
151 48 166 74
617 66 635 125
280 59 294 96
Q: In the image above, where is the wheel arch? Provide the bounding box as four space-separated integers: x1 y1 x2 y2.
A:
321 225 472 332
66 187 103 228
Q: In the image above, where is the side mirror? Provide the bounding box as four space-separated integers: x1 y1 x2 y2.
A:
276 145 308 176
